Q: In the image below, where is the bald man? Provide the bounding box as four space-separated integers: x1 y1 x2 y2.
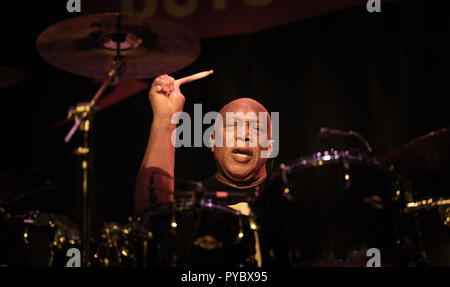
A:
134 74 272 214
134 74 272 266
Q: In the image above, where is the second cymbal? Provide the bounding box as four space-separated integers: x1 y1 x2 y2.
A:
0 66 25 88
36 13 201 80
381 127 450 198
381 127 450 180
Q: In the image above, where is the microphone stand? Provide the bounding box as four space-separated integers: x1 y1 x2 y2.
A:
319 127 373 153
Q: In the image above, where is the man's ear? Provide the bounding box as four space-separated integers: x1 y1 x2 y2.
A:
210 131 215 152
260 139 274 159
266 139 274 153
267 139 273 153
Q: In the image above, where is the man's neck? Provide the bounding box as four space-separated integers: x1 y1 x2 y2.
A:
215 171 266 189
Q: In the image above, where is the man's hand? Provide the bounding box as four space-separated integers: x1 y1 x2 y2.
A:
149 74 185 122
149 71 214 122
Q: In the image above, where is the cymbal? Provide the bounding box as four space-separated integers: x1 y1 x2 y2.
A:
46 79 147 131
0 66 25 88
36 13 201 80
381 127 450 187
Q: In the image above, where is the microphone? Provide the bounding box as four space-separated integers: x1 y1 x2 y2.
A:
319 127 373 153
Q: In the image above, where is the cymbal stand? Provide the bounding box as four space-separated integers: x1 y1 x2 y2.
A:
64 57 126 267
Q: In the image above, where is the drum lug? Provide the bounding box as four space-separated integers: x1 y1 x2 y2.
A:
280 163 294 201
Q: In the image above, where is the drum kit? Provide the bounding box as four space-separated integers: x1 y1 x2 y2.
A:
1 13 449 267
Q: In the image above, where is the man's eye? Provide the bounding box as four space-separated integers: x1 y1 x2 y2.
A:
249 124 260 132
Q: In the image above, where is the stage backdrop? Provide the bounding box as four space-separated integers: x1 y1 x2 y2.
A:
84 0 396 38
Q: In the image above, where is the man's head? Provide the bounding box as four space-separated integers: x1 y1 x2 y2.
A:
211 98 272 188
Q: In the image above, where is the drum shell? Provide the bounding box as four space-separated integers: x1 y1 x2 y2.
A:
255 153 404 266
0 211 79 267
143 202 255 267
401 199 450 267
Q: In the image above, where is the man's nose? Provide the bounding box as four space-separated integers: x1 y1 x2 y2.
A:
236 126 251 143
236 136 250 142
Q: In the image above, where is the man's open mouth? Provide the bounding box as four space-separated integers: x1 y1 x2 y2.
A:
232 148 253 156
231 148 253 162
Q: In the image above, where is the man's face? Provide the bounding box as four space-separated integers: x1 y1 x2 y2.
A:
212 98 271 185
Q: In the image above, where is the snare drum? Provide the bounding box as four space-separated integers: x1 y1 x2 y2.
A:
255 150 407 266
0 210 80 267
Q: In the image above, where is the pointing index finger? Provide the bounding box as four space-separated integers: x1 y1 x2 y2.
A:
175 70 214 86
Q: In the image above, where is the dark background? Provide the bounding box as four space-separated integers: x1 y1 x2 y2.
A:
1 0 449 225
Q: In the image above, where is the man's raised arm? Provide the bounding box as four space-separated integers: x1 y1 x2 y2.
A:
134 74 185 215
134 71 214 215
